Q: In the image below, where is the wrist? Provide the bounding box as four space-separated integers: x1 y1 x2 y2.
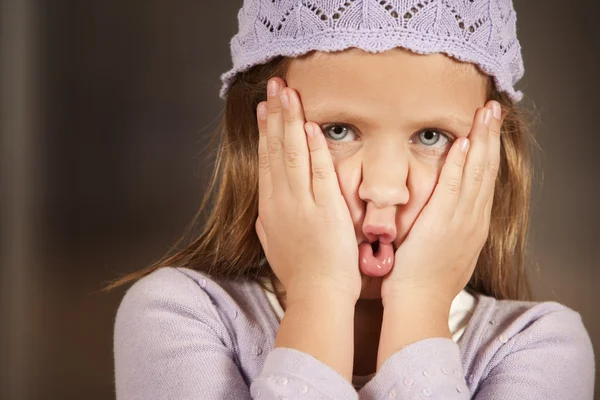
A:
382 289 452 334
383 297 452 331
275 284 356 382
285 286 358 309
381 283 453 311
286 276 360 306
377 290 452 370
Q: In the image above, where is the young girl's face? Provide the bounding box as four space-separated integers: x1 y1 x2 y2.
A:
286 48 488 300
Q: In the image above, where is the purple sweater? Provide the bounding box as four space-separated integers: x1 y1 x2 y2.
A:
113 267 595 399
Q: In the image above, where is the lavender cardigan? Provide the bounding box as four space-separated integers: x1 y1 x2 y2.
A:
114 267 595 399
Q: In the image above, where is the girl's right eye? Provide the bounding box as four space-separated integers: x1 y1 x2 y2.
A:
320 124 358 142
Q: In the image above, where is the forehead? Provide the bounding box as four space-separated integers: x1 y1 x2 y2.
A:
285 48 488 127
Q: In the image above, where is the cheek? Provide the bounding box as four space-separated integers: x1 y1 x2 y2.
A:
332 155 364 235
396 163 439 241
333 153 443 240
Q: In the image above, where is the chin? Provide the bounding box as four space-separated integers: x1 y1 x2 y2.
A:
358 274 384 300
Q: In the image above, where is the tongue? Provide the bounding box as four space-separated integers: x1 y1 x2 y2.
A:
358 242 395 277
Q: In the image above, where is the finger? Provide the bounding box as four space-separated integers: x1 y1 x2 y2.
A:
426 137 470 220
257 101 272 206
255 217 268 255
280 88 311 197
305 122 341 206
475 101 502 214
482 160 498 238
455 107 492 217
266 78 289 194
483 188 495 238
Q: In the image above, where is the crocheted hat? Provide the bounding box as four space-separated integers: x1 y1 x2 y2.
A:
220 0 524 102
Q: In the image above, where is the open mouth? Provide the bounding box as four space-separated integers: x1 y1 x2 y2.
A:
358 239 395 277
371 240 380 255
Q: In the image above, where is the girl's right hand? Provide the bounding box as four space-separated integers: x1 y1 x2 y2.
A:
255 77 362 305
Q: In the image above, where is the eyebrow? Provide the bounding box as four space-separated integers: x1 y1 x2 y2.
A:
423 114 474 132
304 105 474 134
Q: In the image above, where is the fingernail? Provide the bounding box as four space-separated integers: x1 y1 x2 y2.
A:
280 91 289 109
257 102 267 120
483 109 492 127
305 122 314 137
268 79 279 97
460 138 470 153
491 101 502 120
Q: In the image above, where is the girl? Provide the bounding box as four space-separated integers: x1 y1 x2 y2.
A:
109 1 595 399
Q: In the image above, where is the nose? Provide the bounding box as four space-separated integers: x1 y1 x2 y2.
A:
359 141 410 244
358 142 410 209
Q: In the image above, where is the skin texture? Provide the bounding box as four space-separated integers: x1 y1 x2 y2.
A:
255 48 503 378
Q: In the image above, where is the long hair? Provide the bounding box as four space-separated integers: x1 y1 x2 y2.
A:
103 53 534 301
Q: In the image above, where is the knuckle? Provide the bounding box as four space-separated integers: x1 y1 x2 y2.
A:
267 137 283 154
471 165 485 182
268 102 281 114
285 148 301 168
310 146 326 157
284 112 298 124
451 158 465 169
312 165 330 180
258 152 270 169
486 161 499 178
447 178 461 194
489 126 501 137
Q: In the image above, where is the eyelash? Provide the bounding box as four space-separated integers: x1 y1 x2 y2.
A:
320 123 455 156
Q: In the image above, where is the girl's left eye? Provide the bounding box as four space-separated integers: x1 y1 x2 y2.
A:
410 129 451 149
321 124 357 142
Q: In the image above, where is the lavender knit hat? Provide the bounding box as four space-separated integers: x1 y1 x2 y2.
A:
220 0 524 102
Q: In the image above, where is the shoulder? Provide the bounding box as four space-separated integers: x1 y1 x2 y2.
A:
484 295 593 349
115 266 269 326
114 267 274 350
114 267 226 348
113 268 279 398
115 267 219 324
113 267 277 374
463 294 595 398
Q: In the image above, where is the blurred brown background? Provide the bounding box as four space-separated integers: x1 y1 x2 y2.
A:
1 0 598 399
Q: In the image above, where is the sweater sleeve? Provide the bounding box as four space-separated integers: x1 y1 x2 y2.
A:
357 305 595 400
114 269 358 400
472 306 595 400
358 338 469 400
114 269 253 400
251 347 358 400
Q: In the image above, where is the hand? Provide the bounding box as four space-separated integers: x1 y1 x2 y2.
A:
381 101 503 306
255 78 362 304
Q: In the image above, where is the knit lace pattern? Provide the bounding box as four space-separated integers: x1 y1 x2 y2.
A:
220 0 524 102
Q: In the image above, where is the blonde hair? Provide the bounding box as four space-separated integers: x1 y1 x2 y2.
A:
103 54 533 301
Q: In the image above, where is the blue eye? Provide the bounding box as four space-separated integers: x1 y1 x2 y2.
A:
322 124 356 142
415 129 450 147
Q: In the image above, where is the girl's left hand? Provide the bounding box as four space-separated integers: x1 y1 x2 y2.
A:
380 101 503 306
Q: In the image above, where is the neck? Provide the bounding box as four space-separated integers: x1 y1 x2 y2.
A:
353 298 384 376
